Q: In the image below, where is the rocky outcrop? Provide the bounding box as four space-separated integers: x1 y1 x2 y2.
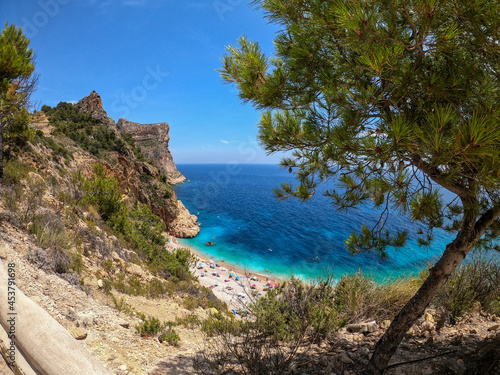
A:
116 118 185 184
72 91 197 238
76 91 117 131
169 200 200 238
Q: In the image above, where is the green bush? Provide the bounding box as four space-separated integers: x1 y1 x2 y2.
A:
42 102 130 156
3 159 33 184
433 256 500 323
30 211 71 252
158 328 181 346
135 316 164 336
176 314 201 329
81 163 127 226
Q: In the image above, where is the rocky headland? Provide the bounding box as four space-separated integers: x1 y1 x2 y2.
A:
116 118 186 185
75 91 198 238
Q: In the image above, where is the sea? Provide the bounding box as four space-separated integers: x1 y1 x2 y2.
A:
174 164 454 282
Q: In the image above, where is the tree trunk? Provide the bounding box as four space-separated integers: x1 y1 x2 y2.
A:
363 239 472 375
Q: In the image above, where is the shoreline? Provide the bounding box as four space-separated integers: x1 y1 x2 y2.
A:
164 235 283 311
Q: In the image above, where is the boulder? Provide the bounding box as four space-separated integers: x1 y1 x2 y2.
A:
346 322 378 334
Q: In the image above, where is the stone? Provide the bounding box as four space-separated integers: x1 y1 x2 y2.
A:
425 335 434 346
357 347 370 357
421 321 434 332
424 312 434 322
68 327 87 340
168 200 200 238
119 364 127 371
346 322 378 334
380 320 391 330
445 358 466 375
339 352 354 365
487 324 500 332
97 279 104 288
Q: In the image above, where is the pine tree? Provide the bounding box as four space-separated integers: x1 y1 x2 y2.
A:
0 23 37 182
219 1 500 373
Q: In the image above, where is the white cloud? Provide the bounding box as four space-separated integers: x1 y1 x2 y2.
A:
220 139 230 144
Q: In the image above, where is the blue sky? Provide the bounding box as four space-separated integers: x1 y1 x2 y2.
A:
1 0 282 164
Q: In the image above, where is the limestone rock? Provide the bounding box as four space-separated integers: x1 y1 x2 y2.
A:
169 200 200 238
422 321 434 332
380 320 391 330
346 322 378 334
76 91 117 131
487 324 500 331
97 279 104 288
338 352 354 365
424 312 434 323
116 118 185 184
68 327 88 340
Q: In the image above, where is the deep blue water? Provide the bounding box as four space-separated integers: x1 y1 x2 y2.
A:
174 164 453 281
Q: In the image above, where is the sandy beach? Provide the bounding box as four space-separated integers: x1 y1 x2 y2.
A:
164 235 282 312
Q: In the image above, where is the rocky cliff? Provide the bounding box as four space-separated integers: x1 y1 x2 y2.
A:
76 90 117 131
116 118 185 185
68 91 198 238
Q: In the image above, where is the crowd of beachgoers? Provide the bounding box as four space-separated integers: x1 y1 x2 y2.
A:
164 236 280 312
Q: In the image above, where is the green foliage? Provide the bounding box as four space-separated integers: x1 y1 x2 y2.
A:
32 133 72 161
176 314 201 329
335 271 421 323
2 159 33 184
42 102 129 156
433 256 500 323
253 275 346 341
135 316 164 336
29 211 70 252
0 23 37 182
78 164 192 282
135 316 181 346
158 328 180 346
0 23 34 80
219 0 500 256
81 163 127 226
125 202 166 261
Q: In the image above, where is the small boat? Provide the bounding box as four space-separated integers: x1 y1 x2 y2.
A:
205 241 216 246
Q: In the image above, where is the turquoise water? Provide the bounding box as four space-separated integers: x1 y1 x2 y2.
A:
174 164 454 281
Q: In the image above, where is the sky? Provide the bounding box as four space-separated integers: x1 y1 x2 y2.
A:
1 0 282 164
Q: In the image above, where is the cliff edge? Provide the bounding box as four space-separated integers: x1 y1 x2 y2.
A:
116 118 186 185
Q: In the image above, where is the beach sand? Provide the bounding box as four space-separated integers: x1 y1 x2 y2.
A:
164 235 282 312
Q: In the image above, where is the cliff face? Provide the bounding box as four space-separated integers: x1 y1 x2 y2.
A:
73 91 198 238
76 90 117 131
116 118 185 185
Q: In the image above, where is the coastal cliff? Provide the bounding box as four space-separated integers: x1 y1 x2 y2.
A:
58 91 198 238
116 118 186 185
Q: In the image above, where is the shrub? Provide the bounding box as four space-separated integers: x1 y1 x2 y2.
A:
176 314 201 329
433 255 500 323
30 211 71 251
3 159 33 184
335 271 420 323
42 102 131 156
135 316 164 336
81 163 127 226
158 328 180 346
